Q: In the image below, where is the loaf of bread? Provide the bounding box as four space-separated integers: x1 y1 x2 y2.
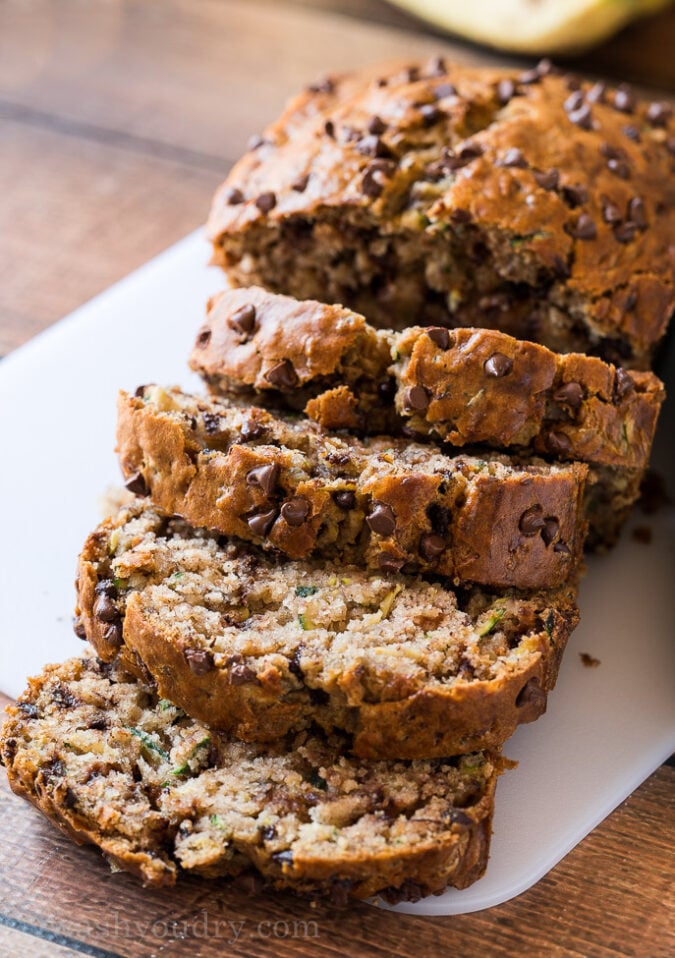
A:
117 386 588 589
191 286 664 470
75 501 578 758
207 60 674 369
0 655 499 899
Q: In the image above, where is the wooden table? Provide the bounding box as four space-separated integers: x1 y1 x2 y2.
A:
0 2 673 955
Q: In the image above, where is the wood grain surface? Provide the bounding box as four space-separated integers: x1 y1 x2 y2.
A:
0 2 673 956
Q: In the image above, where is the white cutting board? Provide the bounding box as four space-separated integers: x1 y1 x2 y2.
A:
0 230 673 916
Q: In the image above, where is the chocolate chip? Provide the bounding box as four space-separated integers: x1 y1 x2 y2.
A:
308 77 335 94
419 104 441 126
134 385 148 397
356 134 392 158
333 490 356 510
561 184 588 207
565 75 582 91
202 412 221 435
427 327 450 349
553 381 584 409
366 502 396 537
280 497 310 527
93 594 118 623
228 303 257 340
568 104 593 130
516 678 546 710
448 809 473 826
184 648 214 675
229 663 257 686
273 850 294 866
195 327 211 349
533 168 559 191
613 85 635 113
484 353 513 377
255 191 277 214
361 164 388 198
622 125 641 142
646 101 672 126
564 90 584 113
547 431 573 455
264 359 298 389
613 367 635 402
607 157 630 179
377 378 397 402
225 187 244 205
553 541 572 555
449 208 471 224
500 148 528 168
419 533 445 561
446 142 484 169
260 825 277 841
627 196 647 229
247 508 278 538
73 617 87 640
541 517 560 547
367 115 387 135
614 221 637 243
404 65 420 83
102 621 123 649
18 703 39 719
124 471 148 496
324 119 336 138
291 173 310 193
246 463 280 497
427 56 447 77
377 552 405 574
519 505 545 535
566 214 597 240
404 385 431 411
602 201 622 225
434 82 457 100
496 79 517 104
519 68 541 85
95 579 118 598
586 82 606 104
240 419 264 442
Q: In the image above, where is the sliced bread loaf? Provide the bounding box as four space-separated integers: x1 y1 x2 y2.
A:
75 502 578 758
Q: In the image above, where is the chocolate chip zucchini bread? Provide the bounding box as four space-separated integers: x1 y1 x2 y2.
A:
118 386 588 589
75 502 578 758
207 59 674 369
191 286 664 470
0 656 499 898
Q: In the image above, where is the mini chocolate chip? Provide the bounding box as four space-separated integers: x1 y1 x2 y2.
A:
18 703 39 718
586 81 606 104
496 79 517 104
247 134 265 151
255 191 277 213
195 327 211 348
124 471 148 496
613 368 635 402
184 648 214 675
226 187 244 205
434 82 457 100
627 196 647 229
533 168 559 190
404 385 431 411
228 303 257 339
446 142 483 169
365 115 386 136
501 147 528 168
568 104 593 130
361 165 386 197
404 65 420 82
622 125 641 142
102 621 123 648
484 353 513 377
564 90 584 113
536 58 553 76
553 381 584 409
450 208 472 224
273 850 294 866
519 68 541 85
95 579 118 598
427 327 450 349
291 173 310 193
265 359 298 389
420 104 441 126
427 56 447 77
73 617 87 640
377 552 405 574
607 157 630 179
613 85 635 113
646 101 672 126
280 497 310 527
541 517 560 547
419 533 445 561
324 119 335 138
240 419 264 442
356 134 392 158
553 541 572 555
308 77 335 94
448 809 474 826
134 385 148 398
260 824 277 841
614 221 637 243
93 594 119 623
602 201 622 224
246 463 280 497
203 412 221 435
519 506 545 535
366 502 396 537
547 431 573 455
333 490 356 510
229 663 257 686
247 508 278 538
561 184 588 207
566 214 597 240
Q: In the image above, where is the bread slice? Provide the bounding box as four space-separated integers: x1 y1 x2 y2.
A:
0 655 500 900
207 61 674 369
191 286 664 471
117 386 588 590
75 501 578 758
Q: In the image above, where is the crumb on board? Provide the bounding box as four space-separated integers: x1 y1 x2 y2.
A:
631 526 653 545
580 653 601 668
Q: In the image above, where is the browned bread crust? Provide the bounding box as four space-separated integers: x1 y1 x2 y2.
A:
190 286 664 471
117 386 588 590
0 655 499 898
74 502 578 758
207 60 674 369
